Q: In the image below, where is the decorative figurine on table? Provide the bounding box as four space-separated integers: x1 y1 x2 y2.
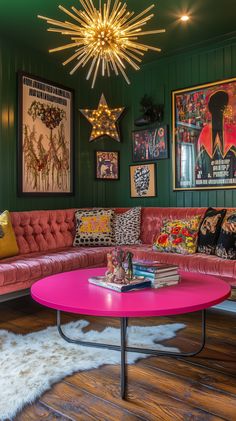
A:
105 248 134 284
126 251 133 280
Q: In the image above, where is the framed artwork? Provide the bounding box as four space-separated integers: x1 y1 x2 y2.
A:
95 151 119 180
130 163 156 198
132 126 168 162
172 77 236 191
18 72 74 196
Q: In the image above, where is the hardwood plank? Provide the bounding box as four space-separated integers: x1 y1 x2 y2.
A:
40 382 144 421
1 297 236 421
141 357 236 396
15 401 74 421
65 366 224 421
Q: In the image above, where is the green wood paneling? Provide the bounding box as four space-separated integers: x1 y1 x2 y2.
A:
78 37 236 208
1 34 236 211
0 36 82 211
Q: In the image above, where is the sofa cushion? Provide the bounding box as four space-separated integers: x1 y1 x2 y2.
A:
114 207 141 245
153 216 201 255
10 209 76 254
0 246 115 294
197 207 226 255
0 211 19 259
215 210 236 260
74 209 115 247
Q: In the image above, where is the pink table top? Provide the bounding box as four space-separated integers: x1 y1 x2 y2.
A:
31 267 231 318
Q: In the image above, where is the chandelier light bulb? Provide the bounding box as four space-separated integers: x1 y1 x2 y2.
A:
180 15 190 22
38 0 165 88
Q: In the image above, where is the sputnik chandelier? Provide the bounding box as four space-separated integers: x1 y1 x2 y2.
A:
38 0 165 88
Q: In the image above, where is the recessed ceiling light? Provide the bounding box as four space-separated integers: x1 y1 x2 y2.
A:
181 15 190 22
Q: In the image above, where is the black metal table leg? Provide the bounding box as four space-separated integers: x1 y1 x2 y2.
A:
120 317 127 399
57 310 206 400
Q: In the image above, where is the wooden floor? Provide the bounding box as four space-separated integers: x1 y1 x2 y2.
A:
0 297 236 421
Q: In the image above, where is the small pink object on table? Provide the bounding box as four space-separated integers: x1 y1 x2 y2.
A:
31 267 231 318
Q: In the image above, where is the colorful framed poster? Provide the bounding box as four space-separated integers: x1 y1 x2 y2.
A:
18 72 74 196
132 126 168 162
172 78 236 191
130 163 156 197
95 151 119 180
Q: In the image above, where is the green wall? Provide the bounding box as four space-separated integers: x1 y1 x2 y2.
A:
1 34 236 211
79 37 236 208
0 36 82 211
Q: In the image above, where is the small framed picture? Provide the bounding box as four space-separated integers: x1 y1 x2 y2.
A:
132 126 168 162
130 163 156 197
95 151 119 180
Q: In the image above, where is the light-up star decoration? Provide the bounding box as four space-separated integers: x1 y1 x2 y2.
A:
80 94 124 142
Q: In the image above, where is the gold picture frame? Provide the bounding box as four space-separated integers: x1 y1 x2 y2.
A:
172 77 236 191
129 163 156 198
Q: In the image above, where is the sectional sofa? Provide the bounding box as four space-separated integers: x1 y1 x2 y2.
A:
0 207 235 300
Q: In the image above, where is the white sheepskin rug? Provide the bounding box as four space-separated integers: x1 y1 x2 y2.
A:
0 320 185 420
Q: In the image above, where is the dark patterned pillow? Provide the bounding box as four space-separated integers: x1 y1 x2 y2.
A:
114 207 141 245
73 209 115 247
215 210 236 259
197 207 226 255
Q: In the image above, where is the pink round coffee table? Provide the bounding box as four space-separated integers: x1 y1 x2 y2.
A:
31 267 231 399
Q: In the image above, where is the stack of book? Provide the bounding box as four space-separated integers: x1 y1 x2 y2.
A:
132 261 180 288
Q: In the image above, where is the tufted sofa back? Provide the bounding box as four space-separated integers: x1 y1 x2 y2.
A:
9 206 235 254
140 207 207 244
10 209 76 254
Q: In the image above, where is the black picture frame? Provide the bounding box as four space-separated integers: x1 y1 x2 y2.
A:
18 71 74 196
129 163 156 198
132 125 169 162
95 151 120 180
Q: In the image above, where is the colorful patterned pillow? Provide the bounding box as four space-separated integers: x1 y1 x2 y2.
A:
197 207 226 255
114 207 141 245
0 210 19 259
73 209 115 247
215 210 236 260
153 216 202 255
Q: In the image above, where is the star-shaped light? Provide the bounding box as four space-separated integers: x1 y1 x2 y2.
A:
80 94 124 142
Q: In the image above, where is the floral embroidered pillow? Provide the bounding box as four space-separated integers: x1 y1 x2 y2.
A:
73 209 115 247
153 216 202 255
215 210 236 260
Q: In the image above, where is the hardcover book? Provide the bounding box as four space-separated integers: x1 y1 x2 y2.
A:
132 261 179 273
88 276 152 292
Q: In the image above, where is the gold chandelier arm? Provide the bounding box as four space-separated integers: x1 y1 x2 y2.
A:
63 48 86 66
58 5 84 24
134 29 166 36
91 56 101 89
49 42 81 53
123 4 155 27
86 56 98 80
114 59 131 84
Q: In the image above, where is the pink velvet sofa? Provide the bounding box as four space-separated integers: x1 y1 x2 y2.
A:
0 207 235 299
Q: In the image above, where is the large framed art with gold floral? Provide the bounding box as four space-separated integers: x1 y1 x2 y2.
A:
172 78 236 191
18 72 74 196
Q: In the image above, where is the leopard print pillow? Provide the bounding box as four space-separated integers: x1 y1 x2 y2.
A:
73 209 115 247
114 207 141 245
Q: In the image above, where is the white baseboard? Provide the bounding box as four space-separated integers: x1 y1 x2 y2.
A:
213 300 236 313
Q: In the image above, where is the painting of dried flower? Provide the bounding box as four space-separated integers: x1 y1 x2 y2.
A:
18 72 74 195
